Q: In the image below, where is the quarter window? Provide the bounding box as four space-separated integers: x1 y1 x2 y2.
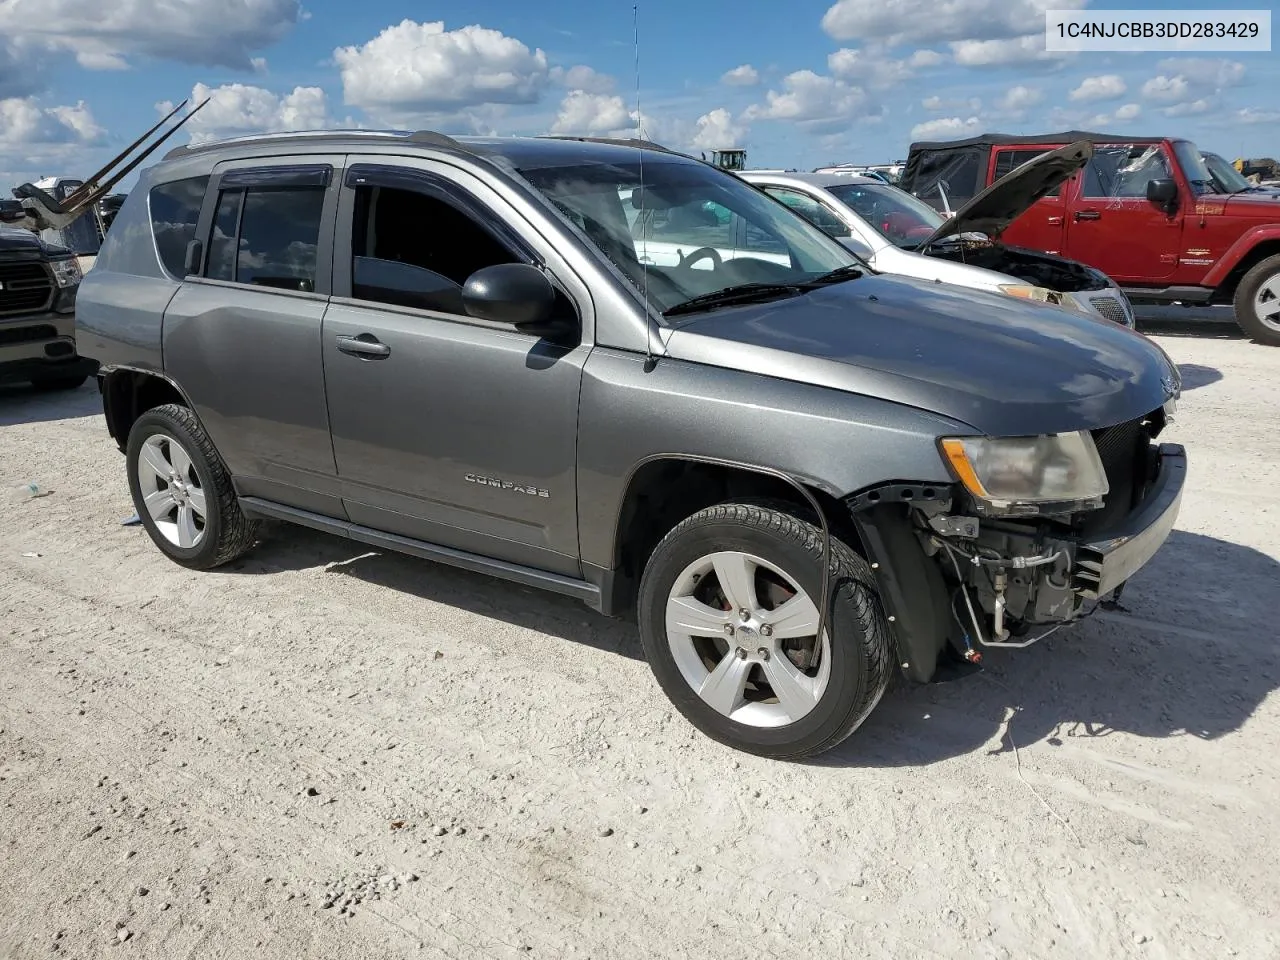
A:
149 176 209 277
202 184 325 291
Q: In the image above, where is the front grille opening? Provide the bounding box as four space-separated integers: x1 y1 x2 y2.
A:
1090 295 1129 325
0 323 57 346
0 262 55 316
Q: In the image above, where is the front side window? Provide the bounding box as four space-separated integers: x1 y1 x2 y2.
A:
347 183 518 314
149 176 209 276
763 188 851 237
202 184 324 291
1082 145 1173 199
517 158 857 315
826 182 944 249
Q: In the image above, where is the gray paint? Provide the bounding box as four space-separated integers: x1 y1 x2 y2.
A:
77 130 1181 607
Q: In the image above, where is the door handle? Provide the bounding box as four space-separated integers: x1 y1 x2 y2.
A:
1074 210 1102 222
336 334 390 359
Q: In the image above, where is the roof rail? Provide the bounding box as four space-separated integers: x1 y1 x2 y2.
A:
10 96 209 233
538 135 685 157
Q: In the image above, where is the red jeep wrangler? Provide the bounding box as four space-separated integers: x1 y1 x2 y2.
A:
902 131 1280 345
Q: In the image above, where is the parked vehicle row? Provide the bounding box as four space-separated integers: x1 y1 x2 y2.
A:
900 130 1280 345
71 124 1185 759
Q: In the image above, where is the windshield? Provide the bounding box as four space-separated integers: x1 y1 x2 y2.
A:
515 158 858 315
826 182 945 249
1172 141 1215 196
1202 151 1253 194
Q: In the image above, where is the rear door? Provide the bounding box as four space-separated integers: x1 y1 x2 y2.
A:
987 146 1069 254
162 154 346 517
320 157 591 576
1062 143 1184 283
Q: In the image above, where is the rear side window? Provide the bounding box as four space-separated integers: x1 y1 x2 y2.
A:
202 185 325 291
149 176 209 277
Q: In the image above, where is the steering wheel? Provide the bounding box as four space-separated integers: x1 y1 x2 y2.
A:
676 246 723 271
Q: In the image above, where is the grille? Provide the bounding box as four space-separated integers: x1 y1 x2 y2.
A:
0 261 54 316
0 323 57 346
1089 295 1130 326
1082 417 1150 534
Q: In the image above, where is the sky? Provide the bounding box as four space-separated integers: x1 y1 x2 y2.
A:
1 0 1278 191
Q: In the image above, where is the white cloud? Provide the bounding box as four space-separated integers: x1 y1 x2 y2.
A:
998 85 1042 112
827 48 919 88
923 94 981 112
910 115 982 140
745 70 876 133
550 90 629 134
0 39 43 98
1236 106 1280 125
1070 74 1126 103
1141 75 1189 102
908 49 946 68
1155 57 1245 89
162 82 329 143
949 34 1069 66
721 64 760 87
335 20 549 122
0 96 103 146
821 0 1084 45
1163 97 1214 118
1113 102 1141 121
550 65 614 94
689 108 747 150
0 0 301 71
251 57 269 75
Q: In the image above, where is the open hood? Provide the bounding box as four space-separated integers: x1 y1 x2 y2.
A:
918 140 1093 251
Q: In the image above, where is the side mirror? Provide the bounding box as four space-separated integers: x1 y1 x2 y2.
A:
838 235 874 260
462 263 570 337
1146 178 1178 210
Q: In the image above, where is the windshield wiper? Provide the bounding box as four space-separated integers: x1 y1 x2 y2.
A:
663 282 805 317
663 266 865 318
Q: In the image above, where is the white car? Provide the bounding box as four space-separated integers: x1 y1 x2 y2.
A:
739 161 1136 328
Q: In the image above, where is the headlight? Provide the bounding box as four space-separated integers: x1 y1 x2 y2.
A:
939 432 1109 510
49 257 82 288
998 283 1090 316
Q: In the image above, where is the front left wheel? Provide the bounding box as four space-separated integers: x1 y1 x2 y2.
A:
637 502 892 760
1233 253 1280 346
126 403 259 569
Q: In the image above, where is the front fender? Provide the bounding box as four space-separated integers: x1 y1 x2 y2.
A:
1202 225 1280 288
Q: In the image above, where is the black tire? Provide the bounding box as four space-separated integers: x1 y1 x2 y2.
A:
125 403 258 569
1233 253 1280 346
637 502 892 760
30 373 88 391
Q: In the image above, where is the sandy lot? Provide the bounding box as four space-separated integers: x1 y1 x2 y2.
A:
2 311 1278 960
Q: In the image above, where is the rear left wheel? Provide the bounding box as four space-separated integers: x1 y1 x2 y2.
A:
126 403 258 569
637 502 892 760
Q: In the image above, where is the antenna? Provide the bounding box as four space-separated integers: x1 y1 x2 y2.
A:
633 2 658 373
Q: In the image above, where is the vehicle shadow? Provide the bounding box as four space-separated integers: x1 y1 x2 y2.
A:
0 379 100 426
819 529 1280 768
1176 363 1223 391
224 523 645 662
1135 305 1244 340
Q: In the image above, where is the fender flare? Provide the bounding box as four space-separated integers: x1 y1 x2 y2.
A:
1202 225 1280 288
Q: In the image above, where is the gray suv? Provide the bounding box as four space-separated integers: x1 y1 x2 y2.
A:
76 130 1186 759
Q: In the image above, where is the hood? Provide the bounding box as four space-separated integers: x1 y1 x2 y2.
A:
918 140 1093 250
1222 191 1280 212
664 272 1177 437
0 223 45 254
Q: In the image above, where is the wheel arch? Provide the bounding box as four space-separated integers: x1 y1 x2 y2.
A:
101 366 196 452
1206 234 1280 303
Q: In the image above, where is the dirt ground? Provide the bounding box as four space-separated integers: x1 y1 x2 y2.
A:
2 309 1278 960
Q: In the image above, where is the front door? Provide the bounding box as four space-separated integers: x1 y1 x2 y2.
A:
162 156 345 516
988 146 1069 255
320 159 590 577
1063 143 1184 284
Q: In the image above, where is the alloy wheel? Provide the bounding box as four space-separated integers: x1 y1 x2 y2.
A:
135 433 207 549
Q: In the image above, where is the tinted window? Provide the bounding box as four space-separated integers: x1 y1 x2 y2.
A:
237 189 325 290
349 184 517 314
763 188 850 237
992 149 1061 198
1083 145 1172 199
206 190 242 282
149 176 209 276
826 182 943 248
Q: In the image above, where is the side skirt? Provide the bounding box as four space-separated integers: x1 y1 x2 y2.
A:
238 496 604 610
